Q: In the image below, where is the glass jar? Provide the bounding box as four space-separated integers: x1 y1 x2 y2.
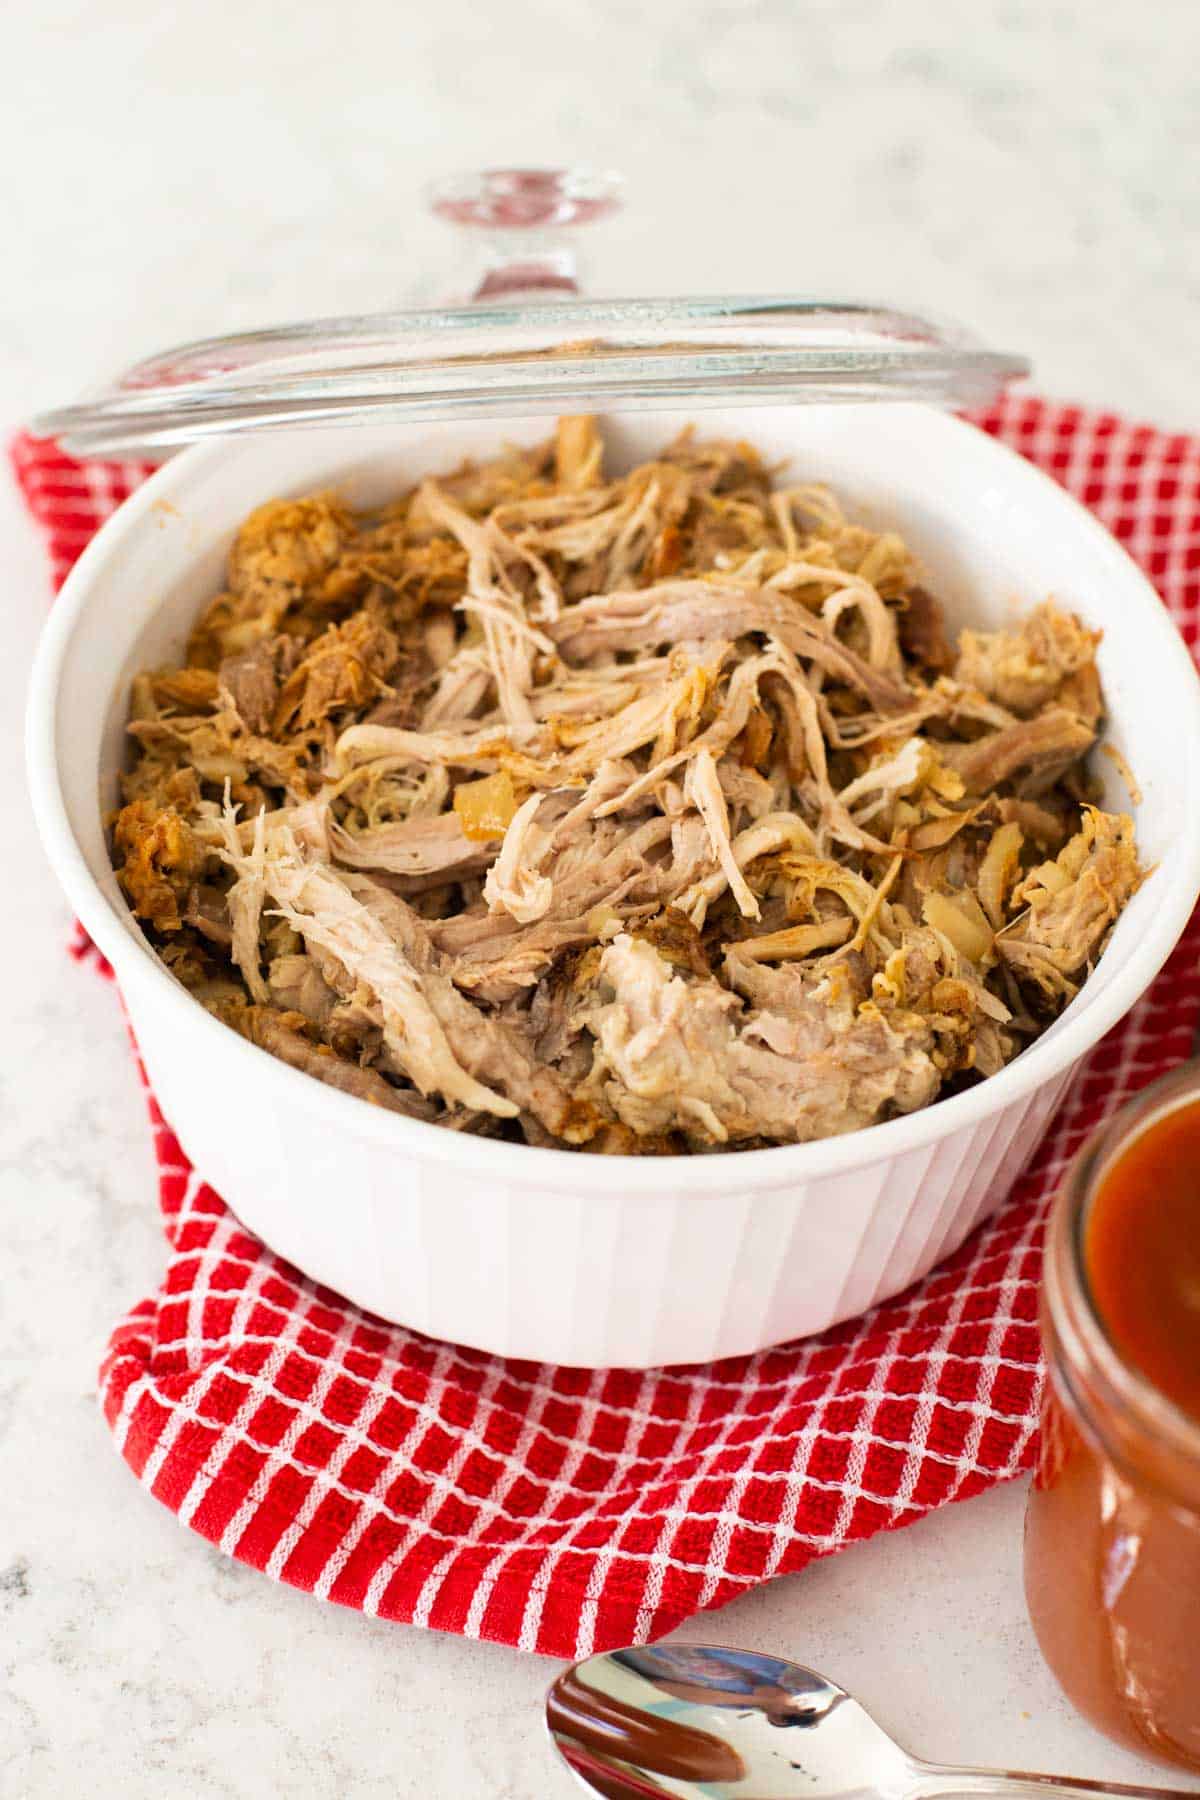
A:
1025 1061 1200 1772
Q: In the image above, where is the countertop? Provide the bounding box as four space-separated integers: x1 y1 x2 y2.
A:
4 1 1199 1794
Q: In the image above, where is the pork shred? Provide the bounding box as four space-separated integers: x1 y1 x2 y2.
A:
112 417 1144 1152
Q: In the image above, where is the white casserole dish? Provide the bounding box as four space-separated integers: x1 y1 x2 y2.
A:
26 402 1200 1368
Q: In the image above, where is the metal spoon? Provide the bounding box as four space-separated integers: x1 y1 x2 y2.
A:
545 1643 1197 1800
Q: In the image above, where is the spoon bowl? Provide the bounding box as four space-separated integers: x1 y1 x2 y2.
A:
545 1644 1197 1800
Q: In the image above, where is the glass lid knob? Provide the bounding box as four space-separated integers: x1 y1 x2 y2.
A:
427 166 624 300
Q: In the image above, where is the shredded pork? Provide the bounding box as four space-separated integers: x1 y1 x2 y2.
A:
112 419 1144 1153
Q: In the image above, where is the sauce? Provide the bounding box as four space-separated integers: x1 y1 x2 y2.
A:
1025 1076 1200 1772
1085 1098 1200 1420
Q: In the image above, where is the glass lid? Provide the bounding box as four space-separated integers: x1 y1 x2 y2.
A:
33 169 1030 457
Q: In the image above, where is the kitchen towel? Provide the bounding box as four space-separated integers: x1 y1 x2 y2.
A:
12 394 1200 1659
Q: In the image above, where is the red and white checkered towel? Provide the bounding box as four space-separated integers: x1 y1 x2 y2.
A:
12 396 1200 1659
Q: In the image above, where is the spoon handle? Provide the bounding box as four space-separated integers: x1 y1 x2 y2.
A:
914 1760 1198 1800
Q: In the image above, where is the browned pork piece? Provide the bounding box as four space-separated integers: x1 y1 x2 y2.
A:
578 932 941 1147
945 709 1097 797
997 809 1143 1003
215 1002 442 1121
955 603 1102 717
111 417 1143 1154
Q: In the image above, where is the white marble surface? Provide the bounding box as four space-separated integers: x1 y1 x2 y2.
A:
4 1 1200 1794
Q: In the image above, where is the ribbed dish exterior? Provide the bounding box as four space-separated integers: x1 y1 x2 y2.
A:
130 964 1073 1367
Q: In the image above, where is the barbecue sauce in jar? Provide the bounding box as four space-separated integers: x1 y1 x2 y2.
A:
1025 1067 1200 1770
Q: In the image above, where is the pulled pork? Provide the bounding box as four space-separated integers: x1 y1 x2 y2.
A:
112 419 1143 1153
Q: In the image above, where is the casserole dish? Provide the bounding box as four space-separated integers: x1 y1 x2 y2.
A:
25 176 1200 1365
27 399 1200 1366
